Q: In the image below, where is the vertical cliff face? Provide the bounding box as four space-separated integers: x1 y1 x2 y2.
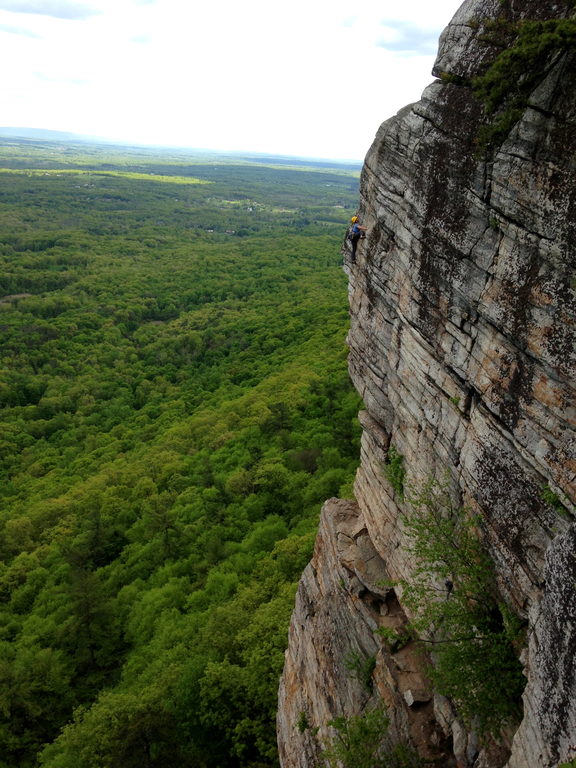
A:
278 2 576 767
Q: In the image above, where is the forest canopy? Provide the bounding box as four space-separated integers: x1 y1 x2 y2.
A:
0 139 362 768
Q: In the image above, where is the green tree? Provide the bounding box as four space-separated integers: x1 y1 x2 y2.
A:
319 706 420 768
401 479 525 734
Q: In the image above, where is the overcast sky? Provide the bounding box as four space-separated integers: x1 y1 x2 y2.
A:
0 0 464 160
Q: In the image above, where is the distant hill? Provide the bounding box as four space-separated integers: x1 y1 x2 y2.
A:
0 127 362 169
0 127 89 141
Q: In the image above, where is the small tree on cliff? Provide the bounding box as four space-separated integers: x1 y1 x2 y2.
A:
400 478 526 736
319 705 421 768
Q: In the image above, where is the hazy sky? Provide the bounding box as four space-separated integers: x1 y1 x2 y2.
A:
1 0 464 160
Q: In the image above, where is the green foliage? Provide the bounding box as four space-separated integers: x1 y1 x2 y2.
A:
383 445 405 500
319 706 421 768
540 484 571 517
475 108 525 154
438 71 468 85
297 711 310 733
473 17 576 149
0 139 362 767
344 649 377 691
374 626 413 653
401 479 525 735
474 18 576 113
559 759 576 768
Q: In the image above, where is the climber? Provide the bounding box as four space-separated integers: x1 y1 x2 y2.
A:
349 216 367 262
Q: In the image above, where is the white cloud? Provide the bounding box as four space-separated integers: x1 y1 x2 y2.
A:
0 20 39 34
0 0 99 19
376 21 442 55
0 0 465 159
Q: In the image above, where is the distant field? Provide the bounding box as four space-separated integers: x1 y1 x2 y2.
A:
0 167 212 184
0 135 361 176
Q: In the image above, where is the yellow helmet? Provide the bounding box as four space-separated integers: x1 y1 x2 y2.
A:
351 216 358 223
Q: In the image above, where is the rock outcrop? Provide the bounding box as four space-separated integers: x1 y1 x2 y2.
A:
277 498 453 767
278 1 575 767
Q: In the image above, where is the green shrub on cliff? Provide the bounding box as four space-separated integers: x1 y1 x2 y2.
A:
383 444 406 501
401 479 526 735
473 16 576 148
319 706 421 768
343 649 377 691
474 18 576 113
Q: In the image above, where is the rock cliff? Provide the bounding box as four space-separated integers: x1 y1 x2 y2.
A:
278 2 575 767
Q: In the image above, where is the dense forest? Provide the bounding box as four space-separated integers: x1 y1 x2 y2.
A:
0 139 362 768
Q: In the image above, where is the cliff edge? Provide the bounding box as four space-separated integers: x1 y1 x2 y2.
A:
278 1 575 766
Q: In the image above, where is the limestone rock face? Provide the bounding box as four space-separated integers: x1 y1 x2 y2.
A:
278 1 575 767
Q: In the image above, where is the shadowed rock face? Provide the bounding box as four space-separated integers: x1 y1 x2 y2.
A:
277 499 451 768
278 1 575 767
